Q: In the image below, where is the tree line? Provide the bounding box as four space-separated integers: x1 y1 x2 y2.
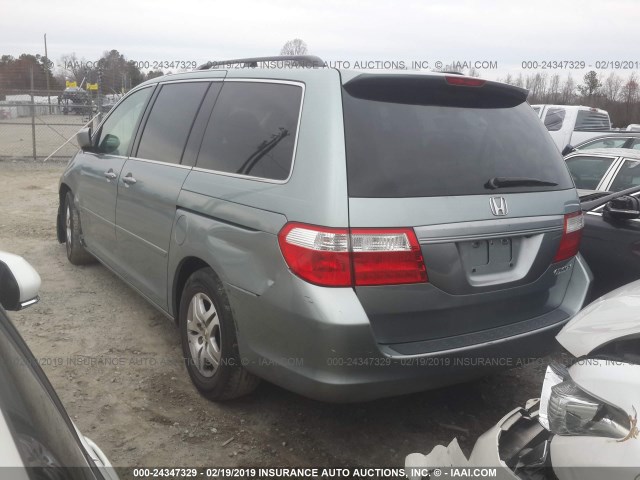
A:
496 70 639 127
0 40 309 97
0 53 59 93
1 39 639 127
0 50 163 97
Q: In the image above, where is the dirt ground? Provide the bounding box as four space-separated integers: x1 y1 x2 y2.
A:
0 159 564 475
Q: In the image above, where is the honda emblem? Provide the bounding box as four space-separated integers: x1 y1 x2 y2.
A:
489 197 508 216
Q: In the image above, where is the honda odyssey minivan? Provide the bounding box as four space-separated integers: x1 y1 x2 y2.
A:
57 56 592 402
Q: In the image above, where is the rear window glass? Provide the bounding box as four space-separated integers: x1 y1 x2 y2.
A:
544 107 565 131
575 110 610 131
196 82 302 181
343 91 574 198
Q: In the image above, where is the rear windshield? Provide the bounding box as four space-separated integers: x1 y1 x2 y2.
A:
343 90 574 198
575 110 611 131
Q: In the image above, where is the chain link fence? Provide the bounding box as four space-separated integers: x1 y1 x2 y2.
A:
0 89 121 160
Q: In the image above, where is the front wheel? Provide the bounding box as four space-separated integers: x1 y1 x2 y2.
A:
64 191 95 265
179 268 259 401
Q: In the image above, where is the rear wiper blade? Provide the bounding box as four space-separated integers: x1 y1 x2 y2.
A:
485 177 558 189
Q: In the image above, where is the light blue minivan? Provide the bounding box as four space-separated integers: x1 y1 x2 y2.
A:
57 56 591 402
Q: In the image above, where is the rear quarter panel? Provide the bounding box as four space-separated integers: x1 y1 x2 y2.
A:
167 68 348 313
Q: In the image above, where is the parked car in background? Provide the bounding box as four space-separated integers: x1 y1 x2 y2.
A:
565 148 640 193
532 104 629 152
567 133 640 152
59 87 92 116
626 124 640 132
58 57 591 402
406 279 640 480
579 185 640 299
0 251 118 479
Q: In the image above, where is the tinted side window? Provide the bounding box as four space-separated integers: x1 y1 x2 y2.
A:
610 159 640 191
96 87 152 156
544 107 565 131
136 82 209 164
196 82 302 181
565 155 615 190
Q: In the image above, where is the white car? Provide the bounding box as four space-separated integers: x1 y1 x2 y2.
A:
565 148 640 193
406 280 640 480
0 251 118 480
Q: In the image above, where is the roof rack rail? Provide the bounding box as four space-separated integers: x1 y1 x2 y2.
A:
196 55 324 70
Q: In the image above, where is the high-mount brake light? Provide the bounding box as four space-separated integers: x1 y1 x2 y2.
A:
445 76 486 87
553 211 584 262
278 223 428 287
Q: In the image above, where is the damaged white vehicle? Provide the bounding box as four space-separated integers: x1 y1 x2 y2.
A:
406 280 640 480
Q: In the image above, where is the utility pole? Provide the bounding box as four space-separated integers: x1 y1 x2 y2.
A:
97 66 103 125
44 33 51 114
30 67 37 160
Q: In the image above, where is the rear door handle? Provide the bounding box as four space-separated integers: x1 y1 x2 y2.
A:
104 169 117 180
122 173 137 185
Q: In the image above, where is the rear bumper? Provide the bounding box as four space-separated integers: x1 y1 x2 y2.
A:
228 255 591 402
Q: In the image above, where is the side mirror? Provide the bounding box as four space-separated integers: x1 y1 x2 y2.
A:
76 127 93 150
562 144 576 156
0 252 41 311
603 195 640 221
101 134 120 154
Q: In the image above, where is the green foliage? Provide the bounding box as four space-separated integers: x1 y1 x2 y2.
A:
57 49 146 94
96 50 144 94
145 70 164 81
0 53 60 91
577 70 602 98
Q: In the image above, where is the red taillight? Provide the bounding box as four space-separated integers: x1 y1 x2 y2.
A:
278 223 351 286
445 76 486 87
277 223 428 287
351 228 427 286
553 211 584 263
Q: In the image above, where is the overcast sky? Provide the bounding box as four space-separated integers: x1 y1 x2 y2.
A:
2 0 639 79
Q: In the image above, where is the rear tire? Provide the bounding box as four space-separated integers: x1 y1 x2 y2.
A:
179 268 259 401
64 191 95 265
